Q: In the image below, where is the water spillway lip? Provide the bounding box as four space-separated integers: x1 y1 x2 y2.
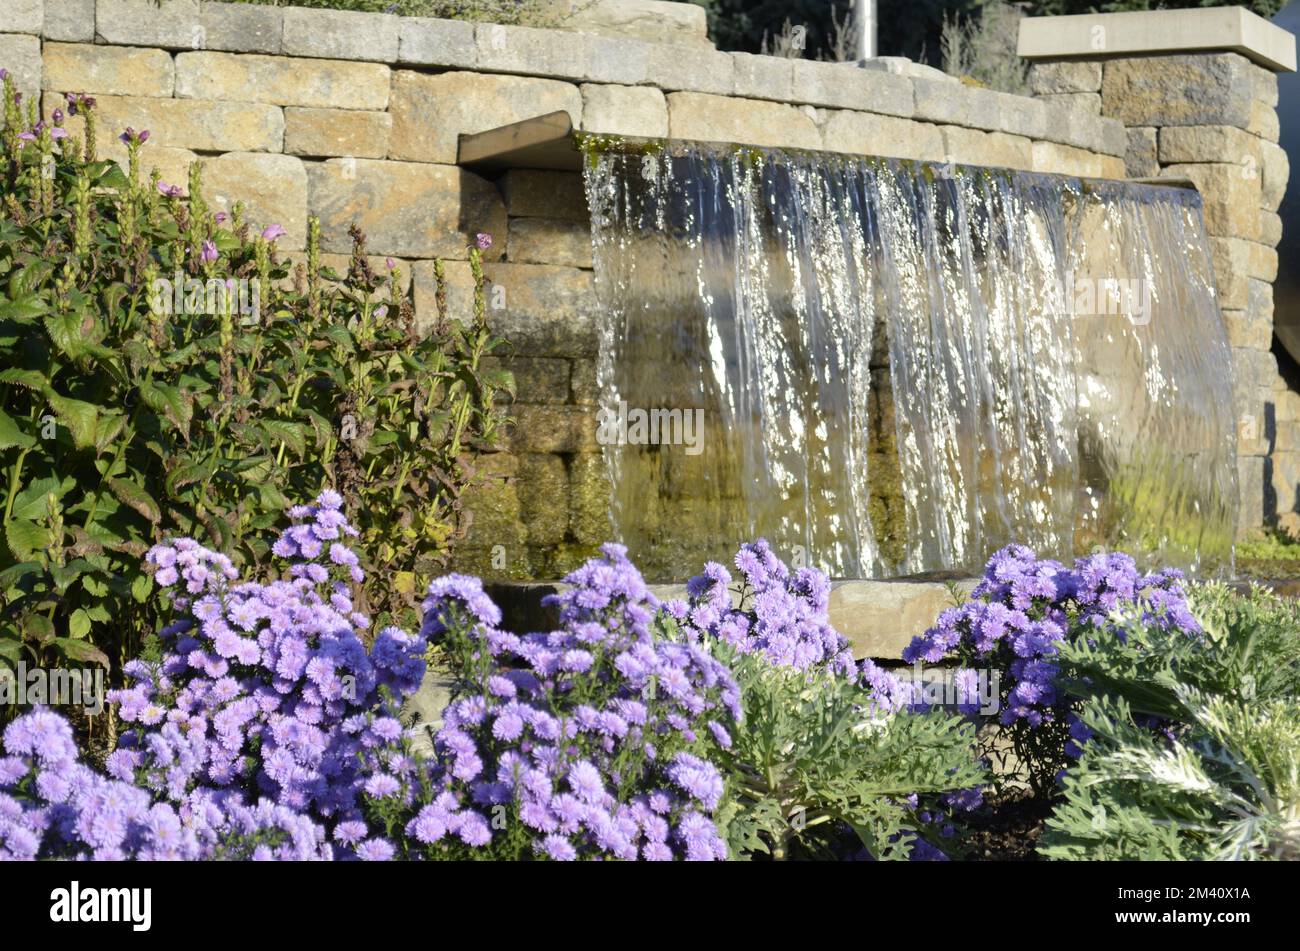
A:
457 111 583 174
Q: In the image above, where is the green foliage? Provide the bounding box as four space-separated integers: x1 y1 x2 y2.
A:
0 76 511 690
1041 585 1300 860
714 656 987 860
941 2 1028 94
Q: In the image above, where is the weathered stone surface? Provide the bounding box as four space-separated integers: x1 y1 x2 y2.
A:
1099 117 1128 158
0 0 43 33
1250 62 1279 108
731 52 793 101
1162 163 1260 240
509 405 598 453
940 127 1032 171
99 142 198 194
175 52 390 110
829 580 976 660
388 70 581 164
198 1 282 54
1260 210 1283 248
579 83 667 138
1098 155 1127 180
1158 124 1259 166
397 16 475 68
501 169 588 221
645 43 733 95
819 109 944 162
508 217 592 269
914 79 998 130
1273 451 1300 520
1261 140 1289 213
993 91 1046 139
458 452 525 550
484 355 571 405
1239 454 1266 539
281 7 399 62
569 452 613 545
582 34 650 86
1030 61 1101 95
1125 127 1159 178
1248 100 1280 142
474 22 587 81
1031 141 1104 178
1234 346 1279 394
475 263 599 358
45 0 94 42
548 0 711 48
43 43 174 97
0 34 40 100
1041 98 1105 152
1101 54 1254 128
667 92 820 150
1037 92 1100 115
96 0 202 49
201 152 308 249
402 667 455 754
55 94 283 152
284 108 391 158
517 453 570 546
1248 241 1278 282
570 359 598 405
307 159 506 260
794 60 913 118
857 56 955 85
1221 310 1269 351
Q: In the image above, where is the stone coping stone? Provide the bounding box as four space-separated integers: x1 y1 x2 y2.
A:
483 577 976 661
1018 7 1296 74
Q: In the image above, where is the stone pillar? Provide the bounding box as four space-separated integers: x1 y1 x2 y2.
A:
1020 7 1296 539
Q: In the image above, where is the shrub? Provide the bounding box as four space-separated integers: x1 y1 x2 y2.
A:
673 539 987 860
0 74 509 692
903 545 1198 793
1042 584 1300 860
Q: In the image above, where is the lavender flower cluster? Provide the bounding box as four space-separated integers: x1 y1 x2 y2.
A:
674 540 857 676
903 545 1198 728
0 492 428 860
364 544 743 861
1 708 330 860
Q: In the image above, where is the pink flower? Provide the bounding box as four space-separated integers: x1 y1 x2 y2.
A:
118 127 149 145
475 232 492 251
261 224 287 241
214 212 229 224
200 240 219 264
157 182 183 199
386 257 397 270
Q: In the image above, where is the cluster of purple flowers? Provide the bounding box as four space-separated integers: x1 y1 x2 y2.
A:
0 708 329 860
903 545 1197 728
1 491 429 860
367 544 742 860
674 540 857 675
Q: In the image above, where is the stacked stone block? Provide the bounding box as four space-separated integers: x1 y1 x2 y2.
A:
1027 49 1289 539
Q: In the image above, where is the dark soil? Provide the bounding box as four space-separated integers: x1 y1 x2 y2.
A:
960 788 1055 861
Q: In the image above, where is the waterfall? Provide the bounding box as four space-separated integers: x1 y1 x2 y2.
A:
583 144 1238 582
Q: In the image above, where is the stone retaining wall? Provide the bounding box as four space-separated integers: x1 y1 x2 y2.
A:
1020 9 1294 540
0 0 1135 582
1 1 1289 586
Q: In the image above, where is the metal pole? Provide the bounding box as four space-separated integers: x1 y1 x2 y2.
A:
856 0 877 59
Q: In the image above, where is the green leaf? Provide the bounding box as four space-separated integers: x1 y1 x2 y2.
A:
0 291 48 324
51 637 110 668
0 406 35 449
68 608 92 639
140 380 193 433
0 368 48 391
106 477 162 523
5 519 51 561
131 571 153 604
46 392 101 449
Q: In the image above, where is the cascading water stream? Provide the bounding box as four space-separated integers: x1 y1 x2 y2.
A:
583 143 1237 582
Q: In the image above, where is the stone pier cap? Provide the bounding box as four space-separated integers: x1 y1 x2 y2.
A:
1018 6 1296 73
